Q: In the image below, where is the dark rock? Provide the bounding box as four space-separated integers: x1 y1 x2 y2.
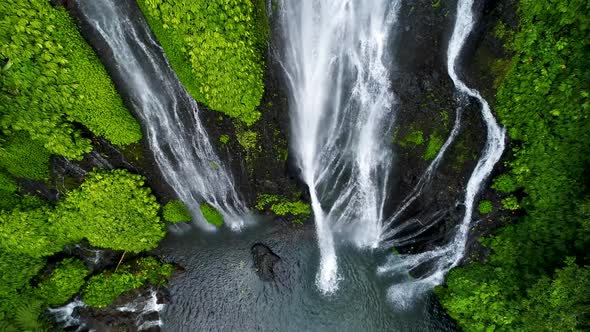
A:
251 243 280 281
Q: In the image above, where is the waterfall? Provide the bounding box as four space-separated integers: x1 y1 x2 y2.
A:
277 0 401 293
378 0 506 307
70 0 246 230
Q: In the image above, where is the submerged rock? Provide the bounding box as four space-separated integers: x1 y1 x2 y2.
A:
251 243 280 281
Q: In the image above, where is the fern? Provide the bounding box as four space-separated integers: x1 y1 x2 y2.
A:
0 321 18 332
13 301 48 332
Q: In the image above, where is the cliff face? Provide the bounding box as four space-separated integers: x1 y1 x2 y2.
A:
46 0 516 259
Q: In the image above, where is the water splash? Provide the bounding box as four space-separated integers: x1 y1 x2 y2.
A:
71 0 246 230
378 0 506 307
277 0 401 293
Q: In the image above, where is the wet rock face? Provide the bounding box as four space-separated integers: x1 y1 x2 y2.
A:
251 243 281 281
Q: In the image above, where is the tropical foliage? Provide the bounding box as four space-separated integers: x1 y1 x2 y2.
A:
437 1 590 330
0 0 141 161
83 257 173 308
200 203 224 227
137 0 267 125
163 199 192 223
0 170 168 325
256 194 311 223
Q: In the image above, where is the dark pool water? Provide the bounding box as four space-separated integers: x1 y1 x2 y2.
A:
155 219 457 332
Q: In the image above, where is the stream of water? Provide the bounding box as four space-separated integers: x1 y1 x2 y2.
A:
71 0 247 230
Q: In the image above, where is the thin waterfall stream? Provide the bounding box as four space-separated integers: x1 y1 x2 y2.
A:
377 0 506 307
70 0 247 230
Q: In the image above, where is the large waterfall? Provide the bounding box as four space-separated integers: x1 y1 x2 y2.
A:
279 0 505 299
278 0 401 294
71 0 246 230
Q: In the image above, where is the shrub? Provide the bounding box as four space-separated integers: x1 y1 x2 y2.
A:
501 195 520 211
200 203 224 227
137 0 266 125
219 134 230 145
33 258 89 306
163 200 192 223
398 130 424 147
478 200 493 214
82 257 173 308
256 194 311 223
56 169 165 252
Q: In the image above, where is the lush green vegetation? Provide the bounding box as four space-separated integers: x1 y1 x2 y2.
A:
83 257 173 308
398 129 425 147
137 0 267 125
256 194 311 223
437 1 590 330
200 203 224 227
0 170 169 325
478 200 493 214
163 199 192 223
0 0 141 161
424 133 444 160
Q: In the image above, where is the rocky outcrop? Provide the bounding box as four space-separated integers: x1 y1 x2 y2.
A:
251 243 281 281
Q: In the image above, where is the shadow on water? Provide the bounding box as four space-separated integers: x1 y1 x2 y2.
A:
155 220 457 331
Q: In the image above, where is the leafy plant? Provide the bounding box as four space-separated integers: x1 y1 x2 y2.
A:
200 203 224 227
56 169 165 252
478 200 493 214
163 200 192 223
83 257 173 308
34 258 89 306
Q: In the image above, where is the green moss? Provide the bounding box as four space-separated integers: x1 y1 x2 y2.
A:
236 130 259 153
199 203 224 227
137 0 265 125
82 257 173 308
478 200 493 214
0 132 50 180
398 130 425 147
424 133 444 160
219 134 230 145
162 200 192 223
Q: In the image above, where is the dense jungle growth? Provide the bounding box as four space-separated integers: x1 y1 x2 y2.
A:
436 1 590 331
138 0 267 125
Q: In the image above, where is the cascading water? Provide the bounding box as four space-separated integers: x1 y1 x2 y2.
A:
70 0 246 229
277 0 401 293
377 0 506 307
